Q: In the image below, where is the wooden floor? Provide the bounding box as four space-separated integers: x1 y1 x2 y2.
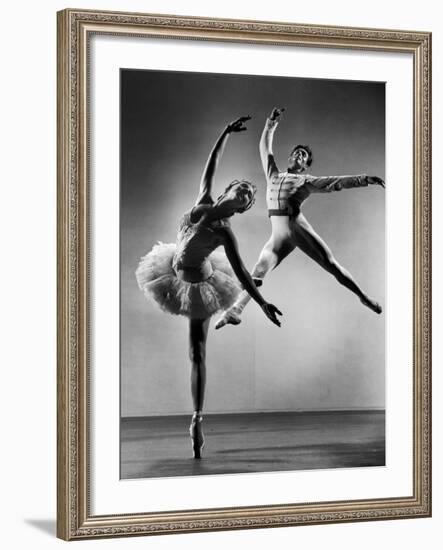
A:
120 410 385 480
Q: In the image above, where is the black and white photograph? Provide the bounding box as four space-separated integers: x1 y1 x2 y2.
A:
120 68 386 480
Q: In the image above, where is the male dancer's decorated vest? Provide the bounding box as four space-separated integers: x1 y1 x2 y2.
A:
266 172 310 217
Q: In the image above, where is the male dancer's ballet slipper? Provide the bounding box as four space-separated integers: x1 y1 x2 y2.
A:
214 307 242 330
360 296 382 314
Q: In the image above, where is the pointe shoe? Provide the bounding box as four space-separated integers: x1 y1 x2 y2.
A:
189 413 205 459
214 308 242 330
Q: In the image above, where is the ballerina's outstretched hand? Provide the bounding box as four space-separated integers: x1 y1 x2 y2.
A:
261 303 283 327
226 115 251 133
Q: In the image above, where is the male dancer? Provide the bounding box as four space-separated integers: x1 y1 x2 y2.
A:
215 107 385 329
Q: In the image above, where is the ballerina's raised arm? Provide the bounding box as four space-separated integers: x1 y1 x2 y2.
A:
195 116 251 206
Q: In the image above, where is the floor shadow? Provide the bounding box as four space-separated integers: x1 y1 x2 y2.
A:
25 519 56 537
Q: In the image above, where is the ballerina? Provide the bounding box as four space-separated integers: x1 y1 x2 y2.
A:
136 116 282 458
216 107 385 330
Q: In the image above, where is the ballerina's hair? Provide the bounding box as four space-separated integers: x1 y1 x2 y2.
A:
291 144 313 167
221 179 257 213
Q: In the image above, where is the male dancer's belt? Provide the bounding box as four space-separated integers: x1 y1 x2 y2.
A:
268 204 300 217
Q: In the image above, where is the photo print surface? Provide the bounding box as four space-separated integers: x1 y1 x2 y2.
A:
120 68 385 480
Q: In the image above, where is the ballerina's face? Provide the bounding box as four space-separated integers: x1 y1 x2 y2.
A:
216 182 255 215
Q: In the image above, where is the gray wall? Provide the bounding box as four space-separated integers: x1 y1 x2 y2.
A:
120 70 385 416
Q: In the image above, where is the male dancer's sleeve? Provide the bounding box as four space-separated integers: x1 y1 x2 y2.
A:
305 174 369 193
259 118 280 183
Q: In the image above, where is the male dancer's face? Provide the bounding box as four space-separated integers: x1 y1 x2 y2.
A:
288 147 309 173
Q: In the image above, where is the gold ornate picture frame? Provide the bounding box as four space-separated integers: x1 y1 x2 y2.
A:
57 8 431 540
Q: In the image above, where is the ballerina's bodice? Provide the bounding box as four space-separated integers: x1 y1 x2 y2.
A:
172 211 223 282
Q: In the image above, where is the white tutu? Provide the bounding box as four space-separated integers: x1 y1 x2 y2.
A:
135 242 242 319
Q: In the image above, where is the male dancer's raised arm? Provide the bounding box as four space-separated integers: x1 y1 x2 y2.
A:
259 108 283 182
